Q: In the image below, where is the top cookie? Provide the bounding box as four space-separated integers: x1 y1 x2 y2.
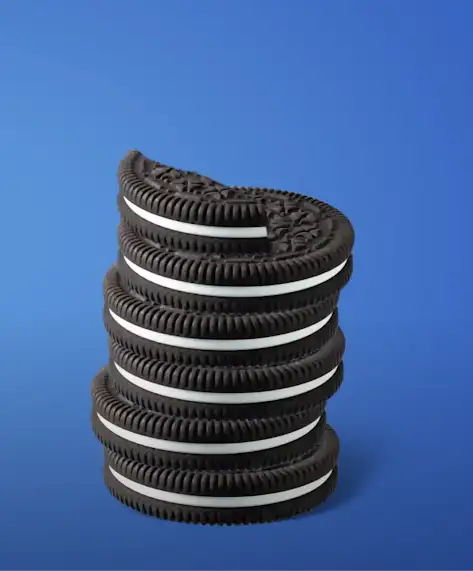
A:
117 150 354 293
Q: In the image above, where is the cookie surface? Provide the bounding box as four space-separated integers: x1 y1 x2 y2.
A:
119 150 268 228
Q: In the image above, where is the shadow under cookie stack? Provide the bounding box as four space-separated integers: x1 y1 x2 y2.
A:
91 150 355 525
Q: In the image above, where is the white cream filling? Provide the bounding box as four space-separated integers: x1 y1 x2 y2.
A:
114 362 339 404
97 414 321 454
109 310 332 351
123 196 268 239
109 466 333 508
124 255 347 298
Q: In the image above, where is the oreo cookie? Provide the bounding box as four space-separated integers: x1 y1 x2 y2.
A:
117 226 353 314
106 329 346 419
103 265 339 367
104 303 338 367
116 150 354 311
92 368 326 471
103 424 339 525
118 249 353 314
109 326 345 393
108 357 343 420
118 150 353 258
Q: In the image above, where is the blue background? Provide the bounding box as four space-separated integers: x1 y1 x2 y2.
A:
1 0 472 569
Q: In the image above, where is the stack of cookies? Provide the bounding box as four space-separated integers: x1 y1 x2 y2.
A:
91 150 355 525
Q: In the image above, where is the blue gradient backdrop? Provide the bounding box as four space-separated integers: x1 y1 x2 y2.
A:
1 1 472 569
